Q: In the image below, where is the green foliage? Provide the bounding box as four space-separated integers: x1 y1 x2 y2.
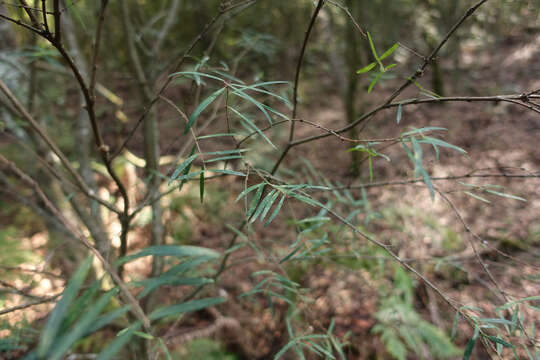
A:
372 266 461 360
175 338 239 360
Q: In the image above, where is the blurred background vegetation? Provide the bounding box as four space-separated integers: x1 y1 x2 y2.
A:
0 0 539 359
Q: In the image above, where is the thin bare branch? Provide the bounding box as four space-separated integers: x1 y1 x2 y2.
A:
18 0 41 30
0 293 62 316
53 0 60 41
271 0 326 174
89 0 109 98
0 12 42 33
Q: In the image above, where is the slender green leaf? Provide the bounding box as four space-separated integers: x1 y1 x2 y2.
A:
265 194 286 226
177 145 197 190
496 296 540 311
49 290 117 360
162 257 215 277
379 43 399 60
247 184 265 218
357 62 376 74
38 256 93 357
115 245 219 266
208 169 246 177
236 183 264 202
231 81 291 106
200 172 205 203
197 133 239 139
259 190 281 223
170 71 226 83
229 107 276 148
451 311 460 340
169 154 198 184
203 148 249 156
135 276 213 299
419 136 467 154
401 126 447 136
149 297 226 321
464 191 491 203
367 32 380 62
462 326 479 360
251 190 277 223
280 244 304 264
186 87 226 134
484 190 526 202
133 331 154 340
487 336 514 348
368 72 383 93
85 306 131 336
97 323 141 360
396 104 402 124
205 155 244 163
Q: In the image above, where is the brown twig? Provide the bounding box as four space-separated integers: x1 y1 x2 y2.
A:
291 90 539 146
436 188 507 301
18 0 41 30
89 0 108 98
0 293 62 316
271 0 326 175
41 0 49 33
52 0 60 42
326 0 366 37
0 12 42 33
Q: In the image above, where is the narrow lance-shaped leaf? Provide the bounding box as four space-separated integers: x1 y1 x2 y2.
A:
396 104 402 124
208 169 246 177
185 87 226 134
464 191 491 203
259 190 281 223
200 172 205 203
231 81 292 106
401 126 447 137
251 189 277 223
462 326 479 360
115 245 219 266
229 107 276 148
357 62 376 74
38 256 94 357
149 297 226 321
178 145 197 191
379 43 399 61
367 32 381 67
368 72 383 93
48 289 118 360
247 184 265 218
170 71 227 83
418 136 467 154
97 323 141 360
236 183 264 202
484 189 526 202
169 153 198 185
265 194 286 226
